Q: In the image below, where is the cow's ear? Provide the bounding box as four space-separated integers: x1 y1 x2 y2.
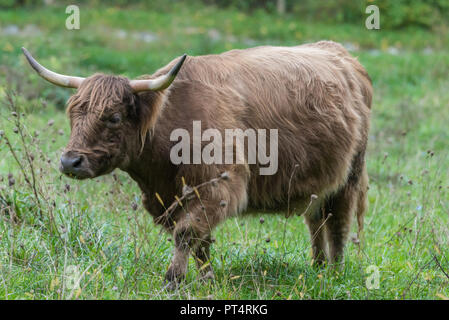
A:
136 91 166 149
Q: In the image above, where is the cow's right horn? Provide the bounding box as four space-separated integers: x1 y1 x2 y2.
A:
130 54 187 92
22 47 85 88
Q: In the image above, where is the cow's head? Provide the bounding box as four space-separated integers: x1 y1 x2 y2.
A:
22 48 186 179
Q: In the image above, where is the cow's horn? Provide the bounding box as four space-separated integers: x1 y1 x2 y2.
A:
130 54 187 93
22 47 85 88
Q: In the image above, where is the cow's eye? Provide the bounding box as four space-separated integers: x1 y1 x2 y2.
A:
107 113 121 126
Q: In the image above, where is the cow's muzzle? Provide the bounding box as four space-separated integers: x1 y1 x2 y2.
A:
59 151 92 179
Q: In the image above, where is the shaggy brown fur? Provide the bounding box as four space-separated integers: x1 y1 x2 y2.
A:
58 41 371 287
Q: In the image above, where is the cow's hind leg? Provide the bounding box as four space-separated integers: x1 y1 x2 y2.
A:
325 152 367 264
324 185 356 264
305 207 328 266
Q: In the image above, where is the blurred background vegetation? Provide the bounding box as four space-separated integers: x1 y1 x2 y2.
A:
1 0 449 29
0 1 448 299
1 0 448 109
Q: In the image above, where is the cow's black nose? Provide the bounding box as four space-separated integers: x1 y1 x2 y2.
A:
60 153 83 174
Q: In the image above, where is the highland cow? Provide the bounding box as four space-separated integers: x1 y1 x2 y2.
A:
23 41 372 288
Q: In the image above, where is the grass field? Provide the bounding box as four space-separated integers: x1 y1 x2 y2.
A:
0 3 449 299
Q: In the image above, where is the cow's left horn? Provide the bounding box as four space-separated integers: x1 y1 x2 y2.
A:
22 47 85 88
130 54 187 93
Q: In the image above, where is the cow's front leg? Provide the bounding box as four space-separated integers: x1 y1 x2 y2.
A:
193 234 214 281
164 167 249 289
165 220 195 290
164 221 215 289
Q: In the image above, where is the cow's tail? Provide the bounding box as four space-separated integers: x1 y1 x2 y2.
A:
355 163 369 238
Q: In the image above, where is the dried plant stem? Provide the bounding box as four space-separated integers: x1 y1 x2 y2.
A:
155 172 229 225
433 254 449 280
3 92 42 214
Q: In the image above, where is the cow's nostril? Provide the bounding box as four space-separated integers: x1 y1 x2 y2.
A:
72 156 82 168
60 153 84 174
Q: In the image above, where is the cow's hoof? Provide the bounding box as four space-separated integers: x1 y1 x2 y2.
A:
164 268 183 291
311 258 326 268
200 270 215 282
329 260 345 272
163 280 179 291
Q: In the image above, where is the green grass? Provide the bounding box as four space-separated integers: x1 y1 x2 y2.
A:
0 3 448 299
